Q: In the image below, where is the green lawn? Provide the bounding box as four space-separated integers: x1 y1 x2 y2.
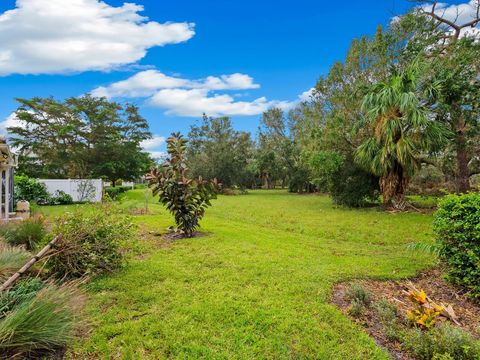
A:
42 190 434 359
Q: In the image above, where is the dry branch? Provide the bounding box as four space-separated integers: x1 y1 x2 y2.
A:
0 234 62 292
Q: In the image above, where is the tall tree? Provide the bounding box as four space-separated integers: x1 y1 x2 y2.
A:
187 114 256 189
8 95 153 184
356 64 447 209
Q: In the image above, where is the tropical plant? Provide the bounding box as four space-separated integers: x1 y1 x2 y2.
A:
356 64 447 210
148 133 220 237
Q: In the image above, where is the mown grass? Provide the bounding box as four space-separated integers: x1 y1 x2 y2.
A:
40 190 434 359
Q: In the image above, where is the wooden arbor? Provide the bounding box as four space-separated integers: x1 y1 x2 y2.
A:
0 137 17 221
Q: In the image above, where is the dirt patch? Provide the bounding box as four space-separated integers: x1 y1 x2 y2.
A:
332 268 480 360
162 231 210 240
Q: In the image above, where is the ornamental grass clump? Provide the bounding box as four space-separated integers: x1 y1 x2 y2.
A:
0 244 31 282
0 280 83 357
2 217 47 250
148 133 220 237
47 204 135 279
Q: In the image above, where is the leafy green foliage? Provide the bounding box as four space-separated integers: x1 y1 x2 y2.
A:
433 193 480 300
9 95 153 183
148 133 220 237
356 63 447 209
403 324 480 360
0 278 45 315
48 204 135 278
2 217 46 250
188 115 256 189
104 185 132 200
14 175 50 203
330 162 379 207
0 282 82 357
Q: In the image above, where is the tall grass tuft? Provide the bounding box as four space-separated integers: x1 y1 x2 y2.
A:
0 244 30 281
2 218 47 250
0 282 84 356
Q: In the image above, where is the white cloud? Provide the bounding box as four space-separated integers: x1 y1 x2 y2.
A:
0 113 22 136
91 70 260 98
141 135 165 150
298 88 315 102
0 0 195 76
91 70 301 117
141 135 166 159
149 88 283 117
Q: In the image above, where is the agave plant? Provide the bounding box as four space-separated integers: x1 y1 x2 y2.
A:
147 133 220 237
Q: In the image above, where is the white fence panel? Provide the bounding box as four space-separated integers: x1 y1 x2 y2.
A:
39 179 103 203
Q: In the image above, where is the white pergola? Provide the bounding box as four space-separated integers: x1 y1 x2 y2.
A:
0 137 17 221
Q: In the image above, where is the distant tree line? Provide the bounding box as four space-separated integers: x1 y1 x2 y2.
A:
186 5 480 209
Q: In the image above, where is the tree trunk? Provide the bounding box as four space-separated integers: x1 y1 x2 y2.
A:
455 128 470 193
380 166 408 211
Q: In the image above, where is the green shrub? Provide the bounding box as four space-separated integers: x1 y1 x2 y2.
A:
2 218 46 250
330 163 379 208
148 133 220 237
14 175 50 203
0 245 31 281
345 283 372 306
433 193 480 300
374 300 402 342
0 282 82 357
48 204 135 278
104 186 131 200
403 324 480 360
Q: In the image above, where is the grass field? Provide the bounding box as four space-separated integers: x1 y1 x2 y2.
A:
40 190 435 359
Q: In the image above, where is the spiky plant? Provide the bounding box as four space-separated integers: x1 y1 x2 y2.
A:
356 64 447 210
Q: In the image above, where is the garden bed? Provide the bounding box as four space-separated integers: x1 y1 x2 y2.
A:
332 268 480 360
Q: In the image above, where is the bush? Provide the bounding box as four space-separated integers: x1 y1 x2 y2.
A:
433 193 480 300
14 175 50 203
2 217 46 250
104 186 131 200
330 163 379 207
48 204 135 278
403 324 480 360
0 282 83 357
0 244 31 281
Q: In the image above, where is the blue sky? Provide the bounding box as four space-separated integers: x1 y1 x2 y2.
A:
0 0 469 156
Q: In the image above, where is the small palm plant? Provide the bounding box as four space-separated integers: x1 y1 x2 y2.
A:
147 133 220 237
356 64 447 210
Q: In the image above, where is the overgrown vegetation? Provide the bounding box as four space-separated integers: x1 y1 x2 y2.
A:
1 217 46 250
148 133 220 237
47 204 135 278
434 193 480 301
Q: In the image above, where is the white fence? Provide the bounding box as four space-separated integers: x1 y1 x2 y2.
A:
39 179 103 203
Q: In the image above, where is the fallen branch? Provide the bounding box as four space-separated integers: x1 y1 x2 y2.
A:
0 234 62 292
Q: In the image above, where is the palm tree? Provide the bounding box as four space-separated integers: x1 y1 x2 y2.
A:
356 64 446 210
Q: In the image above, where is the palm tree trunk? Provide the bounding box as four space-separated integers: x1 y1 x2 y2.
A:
380 166 408 210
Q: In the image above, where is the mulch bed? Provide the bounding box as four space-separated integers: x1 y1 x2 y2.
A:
331 268 480 360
